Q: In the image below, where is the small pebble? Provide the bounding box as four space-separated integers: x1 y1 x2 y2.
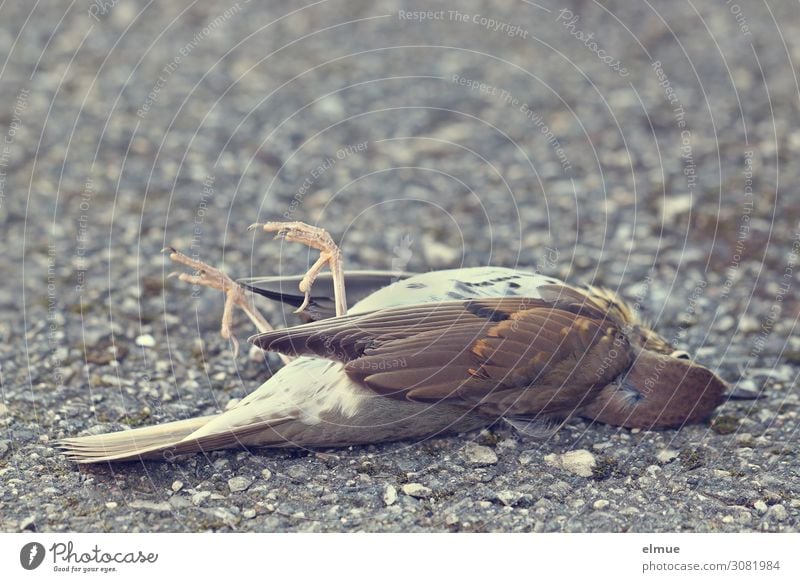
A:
661 194 693 220
402 483 432 498
314 95 345 118
192 491 212 506
739 315 760 332
593 499 610 510
544 449 597 477
463 442 498 465
497 490 523 507
128 500 171 512
767 504 787 521
171 480 184 492
656 449 679 464
383 485 398 506
737 511 752 525
228 476 253 493
135 334 156 348
423 238 460 267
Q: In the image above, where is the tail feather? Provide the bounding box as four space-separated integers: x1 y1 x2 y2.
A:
57 415 218 463
57 414 301 463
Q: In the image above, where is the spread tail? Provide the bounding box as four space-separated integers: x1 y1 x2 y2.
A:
57 413 302 463
57 415 221 463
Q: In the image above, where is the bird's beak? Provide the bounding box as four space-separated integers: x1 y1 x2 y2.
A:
725 382 765 400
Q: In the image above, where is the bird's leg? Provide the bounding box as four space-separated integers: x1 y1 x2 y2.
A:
249 221 348 317
163 247 292 363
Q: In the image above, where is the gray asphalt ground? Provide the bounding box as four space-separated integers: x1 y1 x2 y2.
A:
1 0 798 532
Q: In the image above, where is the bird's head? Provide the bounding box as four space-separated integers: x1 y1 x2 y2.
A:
573 285 727 428
581 350 728 428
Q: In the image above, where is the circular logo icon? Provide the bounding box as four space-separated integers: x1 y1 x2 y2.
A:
20 542 46 570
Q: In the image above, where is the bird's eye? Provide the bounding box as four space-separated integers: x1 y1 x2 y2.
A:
671 350 691 360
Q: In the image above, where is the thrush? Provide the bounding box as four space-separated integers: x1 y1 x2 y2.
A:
59 221 729 463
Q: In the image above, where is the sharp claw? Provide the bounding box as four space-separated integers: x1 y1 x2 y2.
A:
167 271 180 279
294 293 311 314
230 336 240 359
247 223 263 232
161 246 176 254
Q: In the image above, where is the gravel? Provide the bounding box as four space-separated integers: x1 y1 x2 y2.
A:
544 450 597 478
463 442 499 465
1 0 798 532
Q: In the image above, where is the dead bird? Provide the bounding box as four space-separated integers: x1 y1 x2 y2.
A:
59 221 729 463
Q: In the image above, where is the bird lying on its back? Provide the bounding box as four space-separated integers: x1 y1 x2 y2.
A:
58 222 728 464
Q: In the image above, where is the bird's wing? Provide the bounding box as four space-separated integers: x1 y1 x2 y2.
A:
251 295 632 418
238 270 417 321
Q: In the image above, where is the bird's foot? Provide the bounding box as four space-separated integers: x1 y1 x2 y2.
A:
163 246 285 360
249 221 348 317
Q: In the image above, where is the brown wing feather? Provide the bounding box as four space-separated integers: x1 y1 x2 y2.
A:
250 298 555 360
252 296 632 419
